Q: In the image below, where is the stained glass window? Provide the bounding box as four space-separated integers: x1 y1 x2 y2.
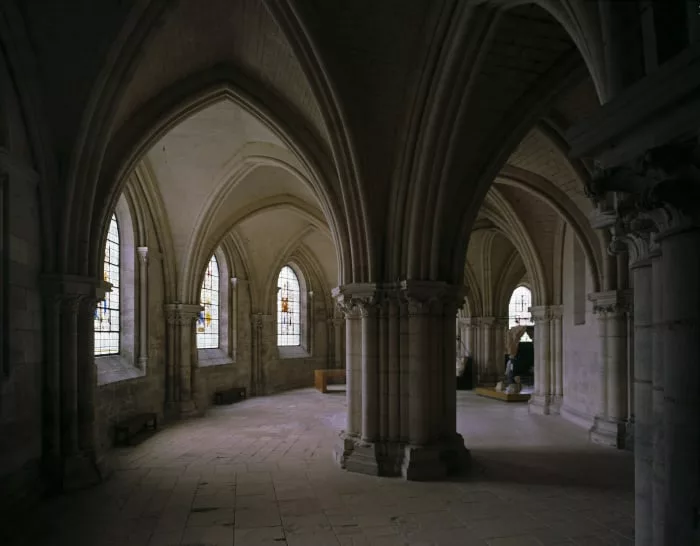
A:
508 285 533 342
277 265 300 346
197 255 220 349
95 214 120 355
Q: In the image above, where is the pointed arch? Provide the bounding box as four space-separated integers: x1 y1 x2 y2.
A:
508 285 534 342
277 265 301 347
95 213 121 356
196 254 220 349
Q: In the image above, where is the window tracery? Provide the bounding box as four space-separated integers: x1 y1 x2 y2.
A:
508 285 533 342
277 265 301 346
95 213 120 355
197 255 220 349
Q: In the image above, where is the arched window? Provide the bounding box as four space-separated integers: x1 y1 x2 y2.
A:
95 213 120 355
508 285 533 342
197 255 220 349
277 265 301 346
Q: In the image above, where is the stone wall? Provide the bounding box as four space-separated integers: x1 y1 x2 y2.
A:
94 219 168 454
561 229 599 428
0 51 45 509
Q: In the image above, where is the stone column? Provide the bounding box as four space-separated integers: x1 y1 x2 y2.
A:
652 211 700 545
588 291 629 448
77 295 98 455
481 317 494 384
137 247 149 369
651 250 665 546
42 274 105 490
529 306 552 415
333 282 469 480
164 303 202 417
332 317 344 369
250 313 273 396
361 301 379 442
338 301 362 438
550 306 564 411
629 237 654 546
60 294 81 459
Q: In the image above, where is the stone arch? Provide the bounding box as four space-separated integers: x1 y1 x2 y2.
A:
0 6 58 271
186 199 330 307
494 249 528 317
496 166 603 293
384 1 604 286
128 164 178 302
263 1 374 282
180 143 335 303
463 261 483 318
482 187 548 306
265 245 330 357
71 71 355 292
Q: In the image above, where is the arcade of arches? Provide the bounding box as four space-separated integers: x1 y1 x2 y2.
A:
0 2 698 545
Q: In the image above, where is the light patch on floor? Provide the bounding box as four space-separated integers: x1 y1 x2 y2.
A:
14 390 633 546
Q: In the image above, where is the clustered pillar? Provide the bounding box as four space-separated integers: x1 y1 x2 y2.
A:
42 275 108 490
594 194 699 545
587 289 630 448
164 303 202 417
334 281 469 480
528 305 563 415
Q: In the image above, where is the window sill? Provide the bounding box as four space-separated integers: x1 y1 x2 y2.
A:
278 346 311 360
198 348 235 367
96 355 145 386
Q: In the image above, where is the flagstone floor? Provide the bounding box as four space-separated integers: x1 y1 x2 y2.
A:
10 389 634 546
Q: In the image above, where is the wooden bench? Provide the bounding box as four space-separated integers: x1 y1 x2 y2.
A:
214 386 247 405
314 369 346 393
114 412 157 446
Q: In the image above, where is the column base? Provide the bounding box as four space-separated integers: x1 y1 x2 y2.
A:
179 398 200 418
548 395 563 415
589 416 627 449
62 451 105 491
528 394 551 415
334 433 470 480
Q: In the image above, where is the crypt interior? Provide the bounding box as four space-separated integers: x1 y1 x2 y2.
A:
0 1 699 545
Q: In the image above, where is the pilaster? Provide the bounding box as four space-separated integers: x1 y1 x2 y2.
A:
164 303 202 417
588 290 631 448
528 305 553 415
41 274 107 491
582 140 700 545
136 247 149 370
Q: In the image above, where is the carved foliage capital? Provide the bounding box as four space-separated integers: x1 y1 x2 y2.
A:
164 303 203 325
137 246 149 265
588 290 631 316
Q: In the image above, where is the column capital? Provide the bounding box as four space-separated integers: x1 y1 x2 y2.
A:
588 290 632 315
164 302 203 325
231 276 249 289
332 283 378 318
587 142 700 241
529 305 561 322
136 246 149 264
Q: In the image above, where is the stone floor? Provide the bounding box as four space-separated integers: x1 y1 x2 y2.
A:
9 390 634 546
